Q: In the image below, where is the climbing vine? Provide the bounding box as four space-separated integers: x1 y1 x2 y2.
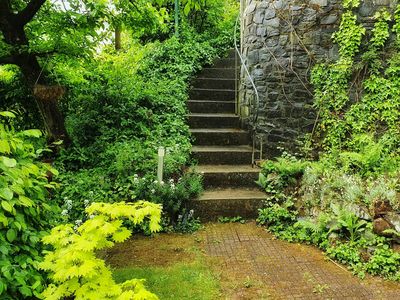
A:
310 1 400 158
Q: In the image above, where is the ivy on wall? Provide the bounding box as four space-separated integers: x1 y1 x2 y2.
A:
310 0 400 159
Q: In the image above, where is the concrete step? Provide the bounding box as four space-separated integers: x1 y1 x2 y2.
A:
190 88 235 101
188 113 239 128
197 68 237 79
190 128 250 146
210 58 236 68
190 187 265 221
192 145 254 164
187 100 235 114
192 78 236 90
192 164 260 188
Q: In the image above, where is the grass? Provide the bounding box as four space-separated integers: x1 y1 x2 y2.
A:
112 259 221 300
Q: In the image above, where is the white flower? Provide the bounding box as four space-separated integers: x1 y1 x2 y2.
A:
169 178 174 184
89 214 95 219
178 214 182 220
151 189 155 194
88 191 94 196
160 181 164 185
61 209 69 216
84 199 90 206
170 183 175 190
75 219 82 226
134 177 139 183
153 180 158 184
134 174 138 178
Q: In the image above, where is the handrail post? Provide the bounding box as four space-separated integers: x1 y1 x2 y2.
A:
234 11 261 167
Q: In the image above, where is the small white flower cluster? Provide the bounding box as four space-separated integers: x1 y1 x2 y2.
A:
61 197 73 217
73 219 83 231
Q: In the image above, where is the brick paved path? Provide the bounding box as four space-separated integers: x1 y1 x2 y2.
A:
200 222 400 300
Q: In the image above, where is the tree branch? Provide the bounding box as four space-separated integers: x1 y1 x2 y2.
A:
17 0 47 26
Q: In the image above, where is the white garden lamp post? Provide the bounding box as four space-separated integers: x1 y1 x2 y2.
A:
157 146 165 183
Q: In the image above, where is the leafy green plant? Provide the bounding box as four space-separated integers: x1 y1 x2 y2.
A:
329 204 368 243
218 216 245 224
0 112 59 299
39 201 162 299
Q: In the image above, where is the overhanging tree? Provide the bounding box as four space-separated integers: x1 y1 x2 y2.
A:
0 0 166 142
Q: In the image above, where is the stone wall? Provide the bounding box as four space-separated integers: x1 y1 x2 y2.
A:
240 0 396 157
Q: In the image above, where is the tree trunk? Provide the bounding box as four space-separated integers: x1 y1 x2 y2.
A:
115 24 122 51
0 11 70 144
14 53 70 144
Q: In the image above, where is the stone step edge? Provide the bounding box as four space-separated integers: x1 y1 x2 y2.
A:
189 165 261 173
191 88 235 92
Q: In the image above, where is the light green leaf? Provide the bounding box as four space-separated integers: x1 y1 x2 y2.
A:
0 140 10 154
1 157 17 168
18 196 33 207
0 213 8 226
0 111 16 118
0 188 13 201
6 228 16 242
20 129 42 138
184 3 190 15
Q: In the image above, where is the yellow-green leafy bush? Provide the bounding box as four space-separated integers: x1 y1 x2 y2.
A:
40 201 162 300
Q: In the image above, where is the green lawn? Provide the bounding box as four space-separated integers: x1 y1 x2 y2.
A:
113 260 221 300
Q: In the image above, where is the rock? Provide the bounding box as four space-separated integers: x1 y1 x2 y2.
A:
348 204 372 221
257 26 267 37
254 10 264 24
310 0 328 6
384 212 400 232
374 200 392 217
267 27 280 37
246 2 256 14
373 218 392 237
264 9 276 20
273 0 286 10
264 17 280 28
320 15 338 25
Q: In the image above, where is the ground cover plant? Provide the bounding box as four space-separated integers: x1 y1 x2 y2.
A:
257 0 400 281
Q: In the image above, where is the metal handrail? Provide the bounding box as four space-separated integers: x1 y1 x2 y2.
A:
234 12 260 166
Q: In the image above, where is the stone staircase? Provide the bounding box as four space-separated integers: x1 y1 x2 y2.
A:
189 49 265 221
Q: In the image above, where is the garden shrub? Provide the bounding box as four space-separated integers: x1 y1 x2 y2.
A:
40 201 162 299
0 112 59 299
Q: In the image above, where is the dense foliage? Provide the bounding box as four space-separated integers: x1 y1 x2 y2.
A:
40 201 161 299
0 112 59 298
1 0 237 232
257 0 400 281
310 0 399 156
51 2 237 229
257 154 400 280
